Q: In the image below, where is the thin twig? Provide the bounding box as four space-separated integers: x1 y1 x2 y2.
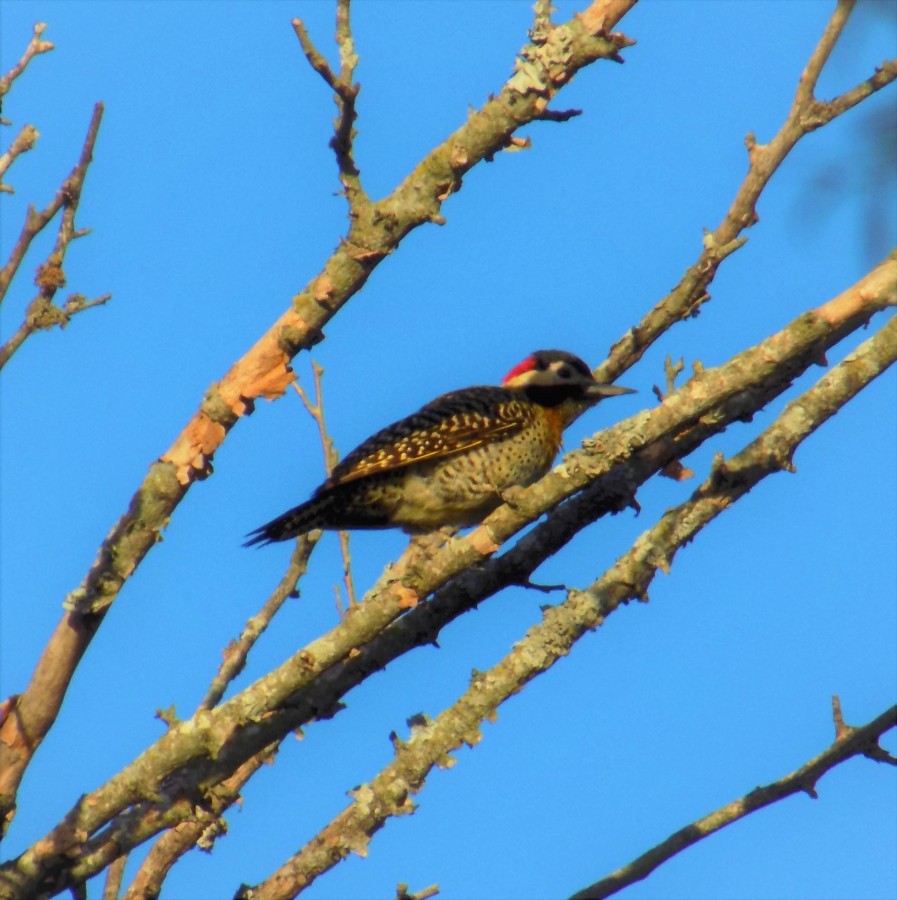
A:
594 0 897 385
0 124 39 191
338 530 358 607
396 883 440 900
291 19 340 90
831 695 897 766
0 103 111 369
0 101 105 317
0 22 54 103
292 363 358 607
569 699 897 899
101 854 126 900
0 292 111 371
197 536 318 712
292 2 365 206
795 0 855 107
292 362 338 472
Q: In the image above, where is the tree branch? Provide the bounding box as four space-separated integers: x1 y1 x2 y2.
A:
569 698 897 899
293 363 358 608
0 291 110 371
0 124 39 193
3 3 894 891
0 0 639 835
120 746 278 900
198 536 318 712
292 0 365 207
796 0 854 107
0 100 108 372
0 22 54 103
237 314 897 899
100 855 126 900
396 883 440 900
4 252 893 897
593 0 897 386
112 538 318 896
0 101 104 309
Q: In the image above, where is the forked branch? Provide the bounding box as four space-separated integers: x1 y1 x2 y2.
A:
593 0 897 385
0 125 39 192
0 102 104 306
241 315 897 899
6 255 892 898
120 538 318 893
292 0 364 207
0 22 54 102
0 1 637 835
0 102 107 371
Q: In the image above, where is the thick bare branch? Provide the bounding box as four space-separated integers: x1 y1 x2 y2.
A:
3 253 893 898
121 747 277 900
570 699 897 899
238 314 897 900
0 0 638 832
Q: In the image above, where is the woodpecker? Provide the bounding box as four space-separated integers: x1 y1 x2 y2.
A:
245 350 634 546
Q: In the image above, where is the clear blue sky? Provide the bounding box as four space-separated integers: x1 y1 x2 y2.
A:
1 2 895 899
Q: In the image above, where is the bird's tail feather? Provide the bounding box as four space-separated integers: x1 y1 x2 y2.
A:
244 493 336 547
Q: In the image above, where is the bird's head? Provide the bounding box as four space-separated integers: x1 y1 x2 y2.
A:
502 350 635 408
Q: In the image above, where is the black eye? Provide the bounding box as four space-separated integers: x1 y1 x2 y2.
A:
535 357 548 371
558 366 572 379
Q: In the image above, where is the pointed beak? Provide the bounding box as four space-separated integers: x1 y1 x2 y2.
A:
586 383 637 398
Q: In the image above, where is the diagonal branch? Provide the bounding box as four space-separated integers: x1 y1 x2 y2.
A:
238 314 897 899
0 22 54 103
569 698 897 899
0 0 637 836
0 99 108 372
0 124 39 193
0 102 104 309
120 745 279 900
101 855 126 900
0 291 110 372
593 0 897 386
795 0 854 108
3 254 893 898
114 539 317 897
197 536 318 712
